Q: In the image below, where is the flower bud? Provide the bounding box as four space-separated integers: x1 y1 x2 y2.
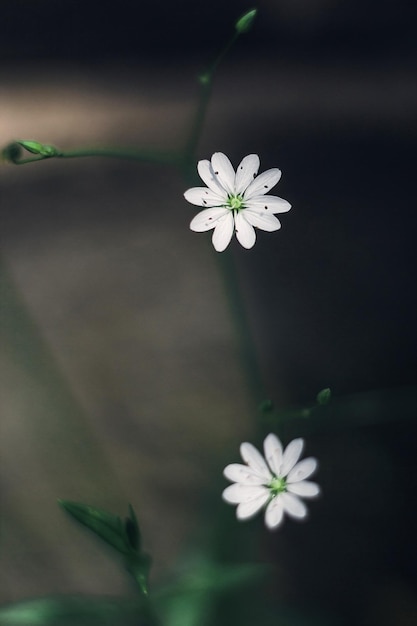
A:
316 387 331 405
2 142 22 163
235 8 257 34
17 140 58 157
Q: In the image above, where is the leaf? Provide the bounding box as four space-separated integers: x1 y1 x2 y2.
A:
58 501 130 555
124 503 141 551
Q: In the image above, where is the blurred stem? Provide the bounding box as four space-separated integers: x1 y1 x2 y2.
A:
183 31 239 162
218 251 266 407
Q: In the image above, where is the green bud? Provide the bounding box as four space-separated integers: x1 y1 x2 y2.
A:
316 387 331 405
235 8 257 34
17 140 58 157
2 142 22 163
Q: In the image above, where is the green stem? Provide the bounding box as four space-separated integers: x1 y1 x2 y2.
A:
218 250 266 408
9 147 184 167
183 31 239 163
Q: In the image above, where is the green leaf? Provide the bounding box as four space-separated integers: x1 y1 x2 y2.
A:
235 9 257 34
125 503 141 551
58 501 130 555
316 387 331 405
0 596 149 626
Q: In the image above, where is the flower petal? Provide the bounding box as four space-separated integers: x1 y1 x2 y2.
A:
287 480 320 498
190 207 229 232
242 209 281 232
184 187 225 207
265 496 284 529
223 463 268 485
287 457 318 483
263 434 283 476
212 212 234 252
240 442 272 480
197 160 228 195
234 154 260 195
211 152 236 194
247 196 291 214
281 492 308 519
280 438 304 477
236 491 270 520
222 483 268 504
243 168 282 200
235 212 256 249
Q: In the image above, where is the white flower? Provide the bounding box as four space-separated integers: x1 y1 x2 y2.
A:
184 152 291 252
222 434 320 530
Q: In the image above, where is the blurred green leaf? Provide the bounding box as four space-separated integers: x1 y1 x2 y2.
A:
59 501 131 554
59 501 151 596
0 596 149 626
125 503 141 552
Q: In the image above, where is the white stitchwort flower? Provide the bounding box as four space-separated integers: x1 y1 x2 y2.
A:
184 152 291 252
222 434 320 529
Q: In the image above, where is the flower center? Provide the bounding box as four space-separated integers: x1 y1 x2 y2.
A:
227 194 244 211
269 476 287 496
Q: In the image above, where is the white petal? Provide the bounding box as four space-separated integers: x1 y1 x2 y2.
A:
212 212 234 252
235 212 256 249
190 207 229 232
247 196 291 214
242 209 281 232
265 496 284 529
263 433 283 476
243 168 282 200
280 438 304 477
223 463 268 485
240 442 272 480
234 154 260 195
197 160 228 195
211 152 236 194
184 187 225 207
222 483 268 504
236 491 270 520
281 492 308 519
287 457 318 483
287 480 320 498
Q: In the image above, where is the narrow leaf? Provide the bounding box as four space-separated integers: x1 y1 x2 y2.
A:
58 500 130 555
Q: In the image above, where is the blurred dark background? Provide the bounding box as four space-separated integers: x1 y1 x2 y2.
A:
1 1 416 625
1 0 416 63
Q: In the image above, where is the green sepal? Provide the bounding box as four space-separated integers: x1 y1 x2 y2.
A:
316 387 331 405
235 8 257 34
58 500 131 555
17 140 59 157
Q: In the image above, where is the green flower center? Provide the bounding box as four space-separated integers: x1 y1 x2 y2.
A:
269 476 287 496
227 194 244 211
